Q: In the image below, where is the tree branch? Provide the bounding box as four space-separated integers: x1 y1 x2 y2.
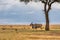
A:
50 0 55 5
41 1 46 3
47 0 56 12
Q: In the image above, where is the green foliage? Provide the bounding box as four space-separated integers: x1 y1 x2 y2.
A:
40 0 60 3
20 0 60 4
55 0 60 2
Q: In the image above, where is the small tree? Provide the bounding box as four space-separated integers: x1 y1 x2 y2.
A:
20 0 60 31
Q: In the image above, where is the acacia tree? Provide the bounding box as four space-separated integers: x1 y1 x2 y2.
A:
40 0 60 31
20 0 60 31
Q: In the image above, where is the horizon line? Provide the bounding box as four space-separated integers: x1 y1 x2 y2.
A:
0 23 60 25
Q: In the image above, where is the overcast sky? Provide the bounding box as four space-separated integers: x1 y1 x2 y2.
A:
0 0 60 25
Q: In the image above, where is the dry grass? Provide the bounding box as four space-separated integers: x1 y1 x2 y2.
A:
0 24 60 40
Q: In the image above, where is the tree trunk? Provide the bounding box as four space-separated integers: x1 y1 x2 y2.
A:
44 3 50 31
45 12 49 31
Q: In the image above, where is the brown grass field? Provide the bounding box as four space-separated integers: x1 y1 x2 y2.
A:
0 24 60 40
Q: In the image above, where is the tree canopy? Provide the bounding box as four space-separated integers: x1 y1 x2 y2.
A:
20 0 60 3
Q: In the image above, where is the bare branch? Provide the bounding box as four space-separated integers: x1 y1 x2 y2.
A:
50 0 55 5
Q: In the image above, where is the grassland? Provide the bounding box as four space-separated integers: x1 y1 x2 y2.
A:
0 24 60 40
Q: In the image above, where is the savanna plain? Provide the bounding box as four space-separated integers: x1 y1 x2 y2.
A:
0 24 60 40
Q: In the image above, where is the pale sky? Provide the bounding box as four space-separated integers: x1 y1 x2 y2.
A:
0 0 60 25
